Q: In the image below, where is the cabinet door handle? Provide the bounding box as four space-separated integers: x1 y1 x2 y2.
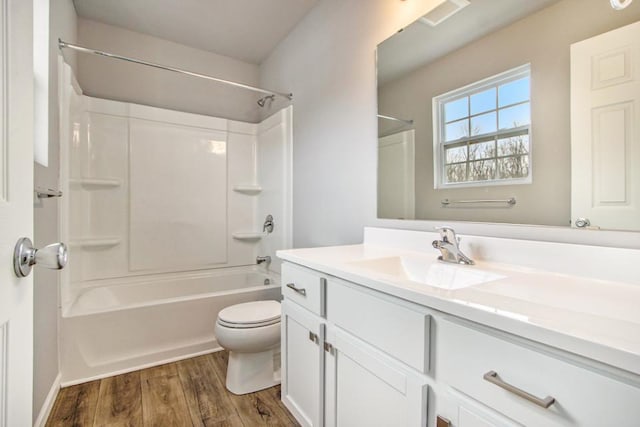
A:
308 331 319 344
483 370 555 408
324 342 334 354
286 283 307 296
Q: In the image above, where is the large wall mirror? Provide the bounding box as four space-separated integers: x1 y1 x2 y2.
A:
377 0 640 231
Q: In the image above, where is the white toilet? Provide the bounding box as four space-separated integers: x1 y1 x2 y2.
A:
215 300 281 395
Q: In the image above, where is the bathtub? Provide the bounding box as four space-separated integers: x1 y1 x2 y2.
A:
60 267 281 385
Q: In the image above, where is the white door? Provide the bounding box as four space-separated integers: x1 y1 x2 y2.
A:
324 327 428 427
281 301 325 427
571 21 640 230
378 130 415 220
0 1 35 426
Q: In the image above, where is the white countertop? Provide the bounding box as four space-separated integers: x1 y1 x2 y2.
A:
277 243 640 377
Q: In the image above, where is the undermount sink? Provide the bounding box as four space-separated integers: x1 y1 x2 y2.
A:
347 255 505 290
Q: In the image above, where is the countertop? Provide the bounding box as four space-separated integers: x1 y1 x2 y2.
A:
277 244 640 377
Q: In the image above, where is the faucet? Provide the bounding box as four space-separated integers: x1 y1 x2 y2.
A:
432 227 474 265
256 255 271 265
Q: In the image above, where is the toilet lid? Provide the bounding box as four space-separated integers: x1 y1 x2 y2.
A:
218 300 281 326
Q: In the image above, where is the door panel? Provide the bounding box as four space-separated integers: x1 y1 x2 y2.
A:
0 1 35 425
281 301 324 427
571 21 640 230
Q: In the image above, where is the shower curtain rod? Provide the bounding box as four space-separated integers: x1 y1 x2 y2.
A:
377 114 414 126
58 39 293 101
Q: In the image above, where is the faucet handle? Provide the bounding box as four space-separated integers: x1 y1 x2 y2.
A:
435 226 457 243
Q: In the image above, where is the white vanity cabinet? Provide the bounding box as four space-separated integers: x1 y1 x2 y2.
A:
280 260 640 427
281 263 430 427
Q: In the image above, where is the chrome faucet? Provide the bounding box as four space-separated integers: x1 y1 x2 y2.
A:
432 227 474 265
256 255 271 265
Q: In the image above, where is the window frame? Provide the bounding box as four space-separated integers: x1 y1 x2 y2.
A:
432 63 533 189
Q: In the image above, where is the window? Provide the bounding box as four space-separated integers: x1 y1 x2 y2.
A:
433 64 531 188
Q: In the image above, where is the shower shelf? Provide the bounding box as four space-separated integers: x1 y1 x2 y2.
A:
232 232 265 241
232 185 262 195
69 177 122 187
68 237 121 248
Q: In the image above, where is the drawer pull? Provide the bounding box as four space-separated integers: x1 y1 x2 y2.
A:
286 283 307 296
308 331 319 344
483 371 555 409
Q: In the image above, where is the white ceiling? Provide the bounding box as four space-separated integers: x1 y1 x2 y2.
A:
73 0 318 64
377 0 560 85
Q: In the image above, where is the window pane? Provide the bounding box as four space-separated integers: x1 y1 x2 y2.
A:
497 134 529 156
498 155 530 179
499 102 530 129
470 111 497 136
468 160 496 181
470 88 496 115
498 77 530 107
468 140 496 160
445 145 467 164
446 163 467 183
444 97 468 122
445 119 469 142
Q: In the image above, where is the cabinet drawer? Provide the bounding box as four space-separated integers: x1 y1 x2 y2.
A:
281 263 326 316
326 279 430 373
437 318 640 426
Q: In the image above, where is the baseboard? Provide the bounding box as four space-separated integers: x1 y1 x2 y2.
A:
34 372 62 427
60 346 223 388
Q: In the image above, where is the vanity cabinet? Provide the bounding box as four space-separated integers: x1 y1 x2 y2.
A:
281 263 429 427
280 261 640 427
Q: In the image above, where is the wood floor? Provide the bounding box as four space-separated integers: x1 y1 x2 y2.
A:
46 351 300 427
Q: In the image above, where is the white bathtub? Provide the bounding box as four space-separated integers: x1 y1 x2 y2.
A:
60 267 281 385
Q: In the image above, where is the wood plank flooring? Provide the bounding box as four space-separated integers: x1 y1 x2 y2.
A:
46 351 300 427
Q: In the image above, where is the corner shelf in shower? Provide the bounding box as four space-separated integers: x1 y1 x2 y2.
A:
69 177 122 188
232 232 265 241
232 185 262 195
68 237 121 248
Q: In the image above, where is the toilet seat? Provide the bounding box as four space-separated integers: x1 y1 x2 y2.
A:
217 300 281 329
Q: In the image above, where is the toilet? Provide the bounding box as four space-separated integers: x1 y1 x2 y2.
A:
215 300 281 395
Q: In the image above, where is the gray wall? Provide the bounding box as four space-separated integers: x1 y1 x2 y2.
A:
259 0 440 247
378 0 640 226
259 0 640 249
33 0 77 421
77 18 262 123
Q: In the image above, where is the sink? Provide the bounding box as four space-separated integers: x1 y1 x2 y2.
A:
347 255 505 290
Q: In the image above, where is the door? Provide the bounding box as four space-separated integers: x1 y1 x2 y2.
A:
378 130 415 220
0 0 35 426
281 301 325 427
571 21 640 230
324 327 428 427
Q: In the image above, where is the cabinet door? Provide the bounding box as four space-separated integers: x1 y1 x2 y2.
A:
325 327 428 427
281 300 325 427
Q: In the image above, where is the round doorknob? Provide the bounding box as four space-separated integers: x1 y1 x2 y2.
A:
574 218 591 228
13 237 68 278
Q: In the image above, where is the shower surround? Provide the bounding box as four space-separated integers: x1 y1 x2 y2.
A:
57 62 292 384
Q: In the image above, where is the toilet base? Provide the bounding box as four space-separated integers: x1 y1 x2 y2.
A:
225 347 281 395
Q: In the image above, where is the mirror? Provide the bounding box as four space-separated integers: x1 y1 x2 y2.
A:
376 0 640 231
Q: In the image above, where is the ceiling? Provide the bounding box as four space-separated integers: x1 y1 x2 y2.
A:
377 0 560 85
73 0 318 64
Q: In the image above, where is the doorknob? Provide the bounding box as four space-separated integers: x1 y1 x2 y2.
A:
575 218 591 228
13 238 68 278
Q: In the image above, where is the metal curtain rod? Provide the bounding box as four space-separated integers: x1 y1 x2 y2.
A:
377 114 414 126
58 39 293 100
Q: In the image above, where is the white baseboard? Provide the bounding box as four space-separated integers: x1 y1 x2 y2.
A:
34 372 62 427
60 346 223 388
